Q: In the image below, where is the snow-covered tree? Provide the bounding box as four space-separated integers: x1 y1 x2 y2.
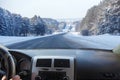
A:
0 7 58 36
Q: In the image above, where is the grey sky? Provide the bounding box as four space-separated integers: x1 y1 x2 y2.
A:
0 0 102 19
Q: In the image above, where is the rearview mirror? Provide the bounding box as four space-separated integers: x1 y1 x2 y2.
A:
113 45 120 54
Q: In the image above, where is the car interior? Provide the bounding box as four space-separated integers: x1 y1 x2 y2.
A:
1 45 120 80
0 0 120 80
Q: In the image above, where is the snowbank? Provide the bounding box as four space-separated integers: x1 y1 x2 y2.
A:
0 32 66 46
0 36 40 46
69 32 80 35
64 33 120 49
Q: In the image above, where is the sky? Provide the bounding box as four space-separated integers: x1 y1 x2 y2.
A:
0 0 102 19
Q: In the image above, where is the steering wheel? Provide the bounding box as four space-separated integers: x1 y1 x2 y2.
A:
0 45 16 80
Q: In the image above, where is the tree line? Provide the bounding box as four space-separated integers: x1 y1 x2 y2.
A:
0 7 48 36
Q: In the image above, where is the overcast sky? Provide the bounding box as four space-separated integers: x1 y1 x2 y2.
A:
0 0 102 19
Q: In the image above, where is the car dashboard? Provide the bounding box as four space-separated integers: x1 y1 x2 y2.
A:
7 49 120 80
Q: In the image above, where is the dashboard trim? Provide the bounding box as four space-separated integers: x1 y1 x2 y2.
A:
31 56 74 80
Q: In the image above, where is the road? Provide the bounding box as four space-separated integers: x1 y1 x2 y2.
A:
7 34 86 49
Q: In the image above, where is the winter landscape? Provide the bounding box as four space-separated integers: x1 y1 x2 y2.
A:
0 0 120 50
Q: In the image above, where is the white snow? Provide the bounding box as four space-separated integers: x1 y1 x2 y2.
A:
0 32 120 50
64 32 120 50
0 36 40 46
69 32 80 35
0 32 65 46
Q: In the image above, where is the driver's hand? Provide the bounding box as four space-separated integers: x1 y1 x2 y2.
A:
1 75 21 80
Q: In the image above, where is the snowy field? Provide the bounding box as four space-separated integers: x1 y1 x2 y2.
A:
64 32 120 50
0 32 65 46
0 36 40 46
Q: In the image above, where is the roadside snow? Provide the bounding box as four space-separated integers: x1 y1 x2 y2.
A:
64 32 120 49
0 36 40 46
0 32 65 46
1 32 120 50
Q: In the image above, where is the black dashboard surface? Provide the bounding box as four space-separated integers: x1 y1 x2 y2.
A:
9 49 120 80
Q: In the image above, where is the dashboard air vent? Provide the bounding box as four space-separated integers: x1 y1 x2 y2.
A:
36 59 52 67
54 59 70 68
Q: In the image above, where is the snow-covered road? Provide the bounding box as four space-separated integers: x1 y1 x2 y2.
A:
0 32 120 50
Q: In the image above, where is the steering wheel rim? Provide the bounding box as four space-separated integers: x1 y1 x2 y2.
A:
0 45 16 80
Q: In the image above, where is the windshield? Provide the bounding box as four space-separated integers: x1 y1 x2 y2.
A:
0 0 120 50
